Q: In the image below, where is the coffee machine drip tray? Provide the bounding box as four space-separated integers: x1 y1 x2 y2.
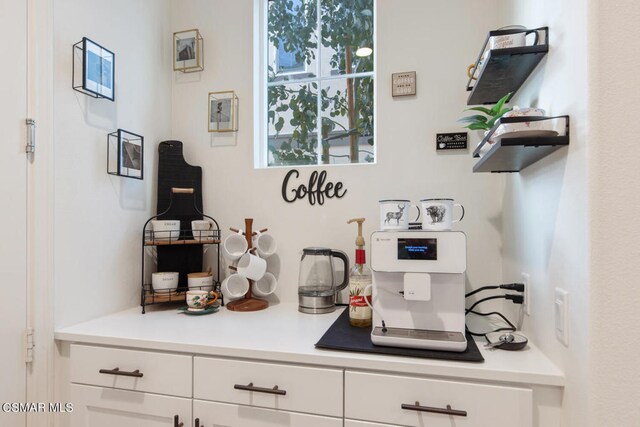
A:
372 327 467 351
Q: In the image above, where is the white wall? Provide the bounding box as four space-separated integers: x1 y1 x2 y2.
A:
589 1 640 425
497 1 590 426
53 0 172 327
171 0 505 304
52 4 172 424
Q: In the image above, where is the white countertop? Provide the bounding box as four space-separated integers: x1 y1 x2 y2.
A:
55 303 564 387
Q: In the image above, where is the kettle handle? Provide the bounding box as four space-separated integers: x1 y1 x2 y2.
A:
331 250 350 292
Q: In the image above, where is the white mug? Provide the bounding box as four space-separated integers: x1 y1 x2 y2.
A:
151 220 181 241
191 220 213 241
490 27 539 50
187 272 213 291
253 272 277 297
379 200 420 230
253 231 277 258
237 252 267 281
223 230 248 260
221 274 250 300
420 198 465 231
186 290 219 310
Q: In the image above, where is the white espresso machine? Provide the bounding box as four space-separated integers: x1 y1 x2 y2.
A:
369 230 467 352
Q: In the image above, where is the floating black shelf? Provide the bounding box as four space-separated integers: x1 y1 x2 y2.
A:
466 27 549 105
472 115 570 173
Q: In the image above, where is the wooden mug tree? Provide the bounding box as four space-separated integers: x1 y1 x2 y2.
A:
227 218 269 312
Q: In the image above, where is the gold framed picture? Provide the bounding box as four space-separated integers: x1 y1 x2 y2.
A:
208 91 239 133
173 29 204 73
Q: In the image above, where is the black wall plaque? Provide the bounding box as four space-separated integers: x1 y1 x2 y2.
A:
281 169 347 206
436 132 468 150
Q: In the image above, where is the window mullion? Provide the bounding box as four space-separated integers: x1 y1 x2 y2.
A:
316 0 322 165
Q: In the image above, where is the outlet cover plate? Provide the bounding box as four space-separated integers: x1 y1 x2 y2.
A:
554 288 569 346
521 272 531 316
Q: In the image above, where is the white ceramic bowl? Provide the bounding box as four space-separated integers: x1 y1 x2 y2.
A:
187 272 213 290
152 272 179 292
494 107 547 139
151 220 181 241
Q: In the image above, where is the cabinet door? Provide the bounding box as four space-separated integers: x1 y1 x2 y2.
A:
345 421 395 427
193 400 342 427
346 371 532 427
71 384 191 427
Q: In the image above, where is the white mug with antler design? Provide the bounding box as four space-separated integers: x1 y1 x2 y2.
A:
379 200 421 231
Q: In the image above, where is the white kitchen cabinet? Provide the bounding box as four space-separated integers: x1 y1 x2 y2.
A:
345 421 396 427
71 384 191 427
194 356 343 417
71 344 192 397
193 400 343 427
60 307 563 427
345 371 532 427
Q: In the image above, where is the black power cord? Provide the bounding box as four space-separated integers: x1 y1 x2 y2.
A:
465 283 525 298
465 292 525 338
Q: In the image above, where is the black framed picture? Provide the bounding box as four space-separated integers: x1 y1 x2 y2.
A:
78 37 115 101
108 129 143 180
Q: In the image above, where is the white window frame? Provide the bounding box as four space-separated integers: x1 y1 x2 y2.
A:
254 0 376 168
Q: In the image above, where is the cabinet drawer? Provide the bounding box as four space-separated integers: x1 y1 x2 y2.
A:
71 344 192 398
71 384 191 427
345 421 395 427
194 400 343 427
345 371 532 427
194 357 343 417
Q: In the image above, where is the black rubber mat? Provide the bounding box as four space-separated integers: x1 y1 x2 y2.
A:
315 309 484 362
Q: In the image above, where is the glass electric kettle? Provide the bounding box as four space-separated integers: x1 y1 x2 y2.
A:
298 247 349 314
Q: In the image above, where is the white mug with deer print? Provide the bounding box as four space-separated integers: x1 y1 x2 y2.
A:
420 198 465 231
379 200 421 230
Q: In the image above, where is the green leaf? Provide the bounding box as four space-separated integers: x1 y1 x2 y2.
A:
458 115 488 124
466 123 490 131
275 117 284 132
490 92 512 116
465 106 492 115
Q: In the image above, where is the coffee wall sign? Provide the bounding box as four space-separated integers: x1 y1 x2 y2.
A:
281 169 347 206
436 132 468 151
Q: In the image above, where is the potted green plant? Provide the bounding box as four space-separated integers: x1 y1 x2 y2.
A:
458 92 512 132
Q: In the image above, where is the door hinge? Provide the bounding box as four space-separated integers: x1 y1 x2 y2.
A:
24 328 34 364
26 118 36 154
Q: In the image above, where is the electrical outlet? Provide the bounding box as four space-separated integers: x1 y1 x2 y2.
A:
521 272 531 316
555 288 569 346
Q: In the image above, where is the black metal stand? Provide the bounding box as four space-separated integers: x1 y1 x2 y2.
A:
141 188 222 313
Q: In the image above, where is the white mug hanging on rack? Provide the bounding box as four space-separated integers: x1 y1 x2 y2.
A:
420 198 465 231
223 229 248 260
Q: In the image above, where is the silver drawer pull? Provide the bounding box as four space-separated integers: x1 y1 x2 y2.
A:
234 382 287 396
98 367 144 378
401 401 467 417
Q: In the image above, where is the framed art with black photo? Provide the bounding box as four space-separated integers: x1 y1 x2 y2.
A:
173 29 204 73
107 129 144 180
208 91 239 133
72 37 115 101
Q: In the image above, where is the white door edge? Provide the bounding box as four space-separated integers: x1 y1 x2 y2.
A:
25 0 55 425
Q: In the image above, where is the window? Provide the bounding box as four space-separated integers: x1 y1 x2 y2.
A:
258 0 375 167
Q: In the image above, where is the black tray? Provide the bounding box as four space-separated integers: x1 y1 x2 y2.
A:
315 309 484 363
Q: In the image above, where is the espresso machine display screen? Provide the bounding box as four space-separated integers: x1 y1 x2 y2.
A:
397 238 437 260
